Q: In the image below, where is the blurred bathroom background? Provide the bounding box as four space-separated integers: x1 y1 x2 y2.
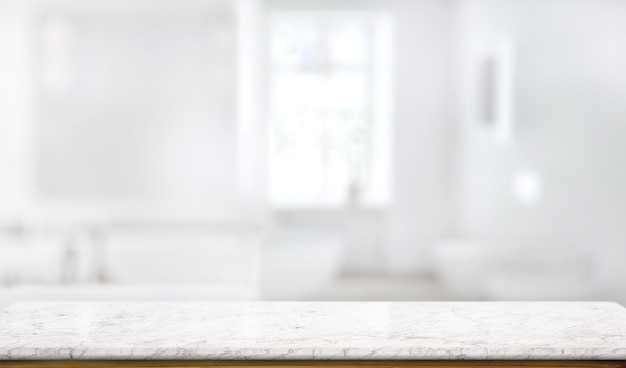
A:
1 0 625 307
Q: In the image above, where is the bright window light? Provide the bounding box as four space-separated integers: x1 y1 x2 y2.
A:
269 11 392 208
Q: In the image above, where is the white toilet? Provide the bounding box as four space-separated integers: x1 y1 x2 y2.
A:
260 229 344 300
431 239 598 300
431 239 498 299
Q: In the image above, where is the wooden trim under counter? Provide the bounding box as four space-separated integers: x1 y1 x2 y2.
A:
3 361 626 368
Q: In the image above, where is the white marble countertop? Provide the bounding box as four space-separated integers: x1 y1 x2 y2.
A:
1 301 626 360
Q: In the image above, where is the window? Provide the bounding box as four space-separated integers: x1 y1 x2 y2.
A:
269 11 392 208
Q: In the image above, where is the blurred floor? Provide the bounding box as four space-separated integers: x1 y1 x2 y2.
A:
311 274 451 301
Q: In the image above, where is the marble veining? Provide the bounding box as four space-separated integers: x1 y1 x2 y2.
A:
1 301 626 360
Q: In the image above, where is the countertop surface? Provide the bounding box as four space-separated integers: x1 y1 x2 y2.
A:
1 301 626 360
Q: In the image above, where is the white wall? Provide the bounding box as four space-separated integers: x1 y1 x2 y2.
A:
0 0 267 226
385 0 455 273
455 0 626 298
